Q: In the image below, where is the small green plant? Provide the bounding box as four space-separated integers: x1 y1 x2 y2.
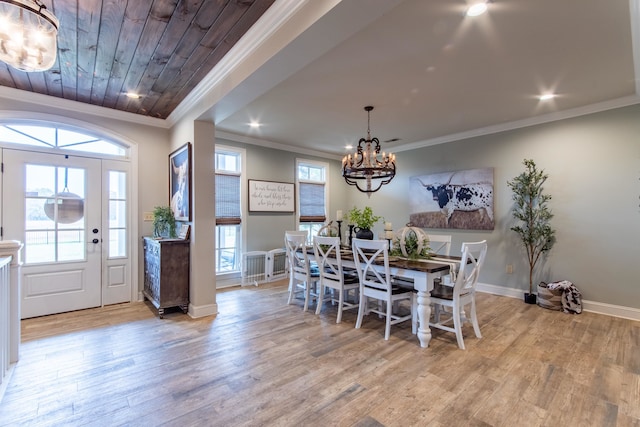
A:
153 206 177 238
507 159 556 296
348 206 380 230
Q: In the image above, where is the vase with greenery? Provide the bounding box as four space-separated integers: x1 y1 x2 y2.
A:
153 206 177 238
348 206 380 240
507 159 556 304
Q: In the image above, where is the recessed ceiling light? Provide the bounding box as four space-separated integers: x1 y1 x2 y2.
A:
345 144 353 150
126 92 141 99
249 121 261 128
539 93 556 101
466 2 488 17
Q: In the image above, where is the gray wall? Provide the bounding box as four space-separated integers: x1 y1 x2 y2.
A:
216 138 349 252
217 104 640 309
352 104 640 308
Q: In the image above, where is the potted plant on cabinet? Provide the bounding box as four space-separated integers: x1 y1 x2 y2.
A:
507 159 556 304
153 206 177 239
348 206 380 240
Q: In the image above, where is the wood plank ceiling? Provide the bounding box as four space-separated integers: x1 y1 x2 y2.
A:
0 0 275 119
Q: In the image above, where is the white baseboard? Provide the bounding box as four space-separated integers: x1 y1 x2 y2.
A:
580 300 640 322
477 282 524 300
188 303 218 318
0 363 15 404
477 282 640 322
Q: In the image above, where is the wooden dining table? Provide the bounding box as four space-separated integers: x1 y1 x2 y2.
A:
338 249 460 348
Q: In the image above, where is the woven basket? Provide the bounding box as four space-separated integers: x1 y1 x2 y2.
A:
537 281 562 311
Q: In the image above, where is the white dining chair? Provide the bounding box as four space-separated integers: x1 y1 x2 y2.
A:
352 238 414 340
427 233 453 295
313 236 359 323
429 240 487 349
285 231 319 311
427 234 451 256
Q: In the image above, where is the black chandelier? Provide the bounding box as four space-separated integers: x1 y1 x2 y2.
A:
342 106 396 196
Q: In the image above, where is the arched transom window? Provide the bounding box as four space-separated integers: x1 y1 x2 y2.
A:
0 123 127 156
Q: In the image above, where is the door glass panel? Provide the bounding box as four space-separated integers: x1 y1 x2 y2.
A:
109 229 126 257
108 171 127 257
24 164 86 264
58 230 85 261
109 200 126 227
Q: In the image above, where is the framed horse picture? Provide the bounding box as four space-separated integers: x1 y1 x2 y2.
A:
169 142 191 221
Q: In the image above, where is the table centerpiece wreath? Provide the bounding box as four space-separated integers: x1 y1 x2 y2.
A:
390 226 431 260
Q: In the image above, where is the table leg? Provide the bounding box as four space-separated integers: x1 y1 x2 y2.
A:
416 290 432 348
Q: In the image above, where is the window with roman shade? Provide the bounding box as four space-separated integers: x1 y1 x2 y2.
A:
215 173 241 225
299 182 326 223
215 147 243 274
297 160 328 239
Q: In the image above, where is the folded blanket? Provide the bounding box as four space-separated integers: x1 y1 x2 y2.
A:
547 280 582 314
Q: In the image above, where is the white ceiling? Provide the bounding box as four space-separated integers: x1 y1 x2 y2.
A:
207 0 640 158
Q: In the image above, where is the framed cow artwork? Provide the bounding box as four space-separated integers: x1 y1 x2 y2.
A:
169 142 191 221
409 168 494 230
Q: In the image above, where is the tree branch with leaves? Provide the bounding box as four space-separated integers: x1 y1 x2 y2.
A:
507 159 556 295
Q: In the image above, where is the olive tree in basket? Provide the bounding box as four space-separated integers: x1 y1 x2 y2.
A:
507 159 556 304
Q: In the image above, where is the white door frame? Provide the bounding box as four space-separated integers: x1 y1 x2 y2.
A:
0 114 140 307
0 132 139 309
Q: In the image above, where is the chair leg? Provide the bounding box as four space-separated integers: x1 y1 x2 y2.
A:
336 289 344 324
384 298 392 340
303 281 311 312
355 292 366 329
470 298 482 339
287 277 295 305
452 301 465 350
315 283 325 315
433 303 441 323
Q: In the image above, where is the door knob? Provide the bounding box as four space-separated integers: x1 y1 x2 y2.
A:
92 238 99 244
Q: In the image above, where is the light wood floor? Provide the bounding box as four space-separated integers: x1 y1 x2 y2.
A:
1 280 638 427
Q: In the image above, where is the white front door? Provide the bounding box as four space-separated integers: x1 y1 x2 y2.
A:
2 149 130 318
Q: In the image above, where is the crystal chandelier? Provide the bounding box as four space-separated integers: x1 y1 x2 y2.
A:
0 0 59 72
342 106 396 196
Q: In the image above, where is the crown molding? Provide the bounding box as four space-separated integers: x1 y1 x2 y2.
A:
394 95 640 153
0 85 169 129
218 95 640 159
215 129 342 161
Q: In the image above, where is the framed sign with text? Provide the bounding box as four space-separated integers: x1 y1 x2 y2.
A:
248 180 295 212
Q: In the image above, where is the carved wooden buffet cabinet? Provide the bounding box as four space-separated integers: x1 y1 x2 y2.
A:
142 237 189 318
